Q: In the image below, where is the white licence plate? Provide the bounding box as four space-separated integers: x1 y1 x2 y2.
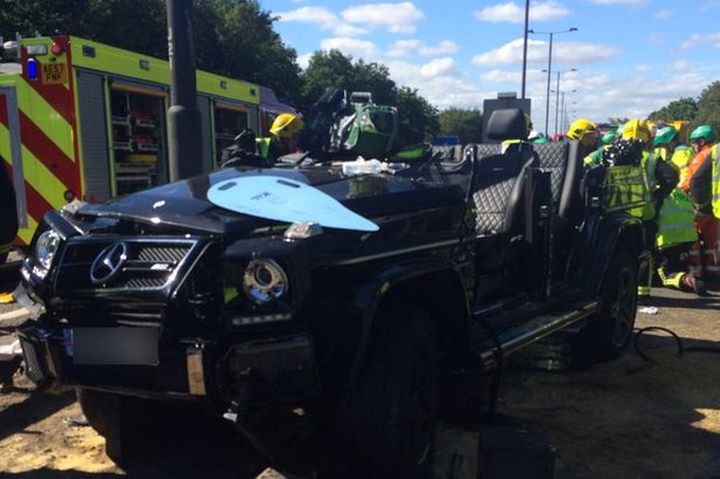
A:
72 327 159 366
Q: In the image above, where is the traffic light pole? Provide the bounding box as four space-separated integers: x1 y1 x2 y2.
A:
166 0 202 181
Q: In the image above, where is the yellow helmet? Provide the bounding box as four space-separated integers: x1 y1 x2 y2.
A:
567 119 597 140
622 119 651 142
270 113 304 139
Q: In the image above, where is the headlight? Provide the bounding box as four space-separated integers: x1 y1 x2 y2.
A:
34 230 61 276
242 259 288 304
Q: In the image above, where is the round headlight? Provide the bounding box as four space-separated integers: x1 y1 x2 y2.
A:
242 259 288 304
35 230 61 271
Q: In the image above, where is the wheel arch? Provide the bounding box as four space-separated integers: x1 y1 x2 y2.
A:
348 258 474 387
584 215 646 296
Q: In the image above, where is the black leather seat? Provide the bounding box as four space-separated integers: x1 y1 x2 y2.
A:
469 109 537 235
533 141 583 225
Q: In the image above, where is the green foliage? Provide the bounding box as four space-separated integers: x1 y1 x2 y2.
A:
0 0 301 100
301 50 438 145
648 97 698 123
300 50 397 110
439 108 483 144
396 87 439 145
695 81 720 133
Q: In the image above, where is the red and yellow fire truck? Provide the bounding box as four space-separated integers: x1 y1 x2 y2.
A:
0 35 291 245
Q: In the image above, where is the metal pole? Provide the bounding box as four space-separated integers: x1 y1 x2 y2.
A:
544 33 553 137
554 71 561 136
166 0 202 182
521 0 530 99
560 92 566 132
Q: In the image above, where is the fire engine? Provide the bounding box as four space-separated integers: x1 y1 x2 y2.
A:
0 35 293 245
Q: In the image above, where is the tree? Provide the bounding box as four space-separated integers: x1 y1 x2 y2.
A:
0 0 302 101
300 50 398 111
396 87 439 145
695 81 720 133
648 97 698 123
439 108 483 144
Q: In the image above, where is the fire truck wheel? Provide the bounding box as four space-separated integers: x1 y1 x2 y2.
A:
337 302 439 479
574 248 638 366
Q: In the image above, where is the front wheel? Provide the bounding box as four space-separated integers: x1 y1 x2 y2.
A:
337 302 439 478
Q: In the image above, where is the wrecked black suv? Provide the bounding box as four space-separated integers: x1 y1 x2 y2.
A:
16 108 645 476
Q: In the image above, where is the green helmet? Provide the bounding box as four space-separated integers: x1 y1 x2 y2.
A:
654 126 678 147
690 124 715 143
601 130 618 145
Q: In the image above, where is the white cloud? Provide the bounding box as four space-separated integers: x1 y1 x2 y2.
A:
654 9 674 20
480 69 546 83
387 39 458 57
320 37 379 59
277 6 368 36
672 60 690 71
297 53 312 70
681 32 720 49
474 1 570 23
341 2 424 33
419 40 459 56
472 38 617 67
419 57 457 78
647 33 665 44
587 0 647 5
634 64 652 73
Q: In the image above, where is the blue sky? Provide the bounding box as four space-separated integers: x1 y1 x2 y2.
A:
264 0 720 133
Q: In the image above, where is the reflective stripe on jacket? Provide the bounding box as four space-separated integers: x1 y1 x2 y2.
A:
256 137 272 159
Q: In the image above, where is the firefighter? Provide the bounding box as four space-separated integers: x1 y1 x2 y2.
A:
652 126 699 292
566 119 599 167
584 129 618 169
257 113 304 162
685 125 720 292
654 126 694 184
0 158 18 264
621 119 679 299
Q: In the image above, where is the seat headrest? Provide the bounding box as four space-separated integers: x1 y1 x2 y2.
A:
486 108 528 142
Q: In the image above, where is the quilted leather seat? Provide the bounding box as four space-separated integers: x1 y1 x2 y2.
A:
469 108 538 235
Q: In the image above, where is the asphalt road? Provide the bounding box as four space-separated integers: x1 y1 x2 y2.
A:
0 258 718 478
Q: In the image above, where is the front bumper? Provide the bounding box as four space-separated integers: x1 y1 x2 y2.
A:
17 322 320 405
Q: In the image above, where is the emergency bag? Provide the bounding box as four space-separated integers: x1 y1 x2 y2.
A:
332 102 399 158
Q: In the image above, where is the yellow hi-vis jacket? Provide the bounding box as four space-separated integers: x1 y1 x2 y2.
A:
604 151 656 220
671 145 694 185
656 188 698 249
712 144 720 218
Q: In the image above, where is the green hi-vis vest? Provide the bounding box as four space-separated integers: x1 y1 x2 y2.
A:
656 188 698 250
604 151 653 219
256 137 272 159
712 144 720 218
584 145 609 169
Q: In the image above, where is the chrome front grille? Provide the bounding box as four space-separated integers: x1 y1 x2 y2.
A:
54 238 198 292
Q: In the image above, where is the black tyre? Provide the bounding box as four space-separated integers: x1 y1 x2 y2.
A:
76 388 170 464
572 249 638 366
337 303 439 479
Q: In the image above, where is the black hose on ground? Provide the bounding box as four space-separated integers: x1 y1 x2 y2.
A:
633 326 720 363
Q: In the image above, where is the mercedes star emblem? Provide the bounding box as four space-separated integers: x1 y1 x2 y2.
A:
90 242 129 285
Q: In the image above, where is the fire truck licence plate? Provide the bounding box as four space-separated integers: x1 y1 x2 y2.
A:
72 327 159 366
41 63 67 85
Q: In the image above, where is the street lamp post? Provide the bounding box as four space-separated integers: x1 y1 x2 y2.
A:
521 0 530 99
528 28 578 137
555 68 576 135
